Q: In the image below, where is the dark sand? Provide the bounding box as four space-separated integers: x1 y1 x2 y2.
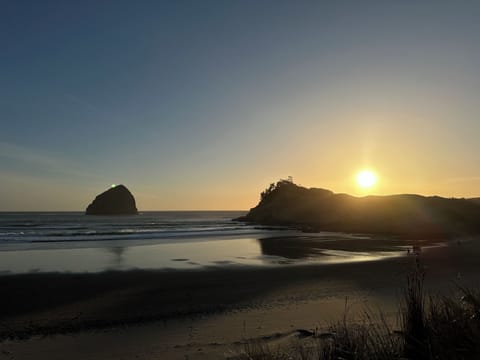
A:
1 237 479 359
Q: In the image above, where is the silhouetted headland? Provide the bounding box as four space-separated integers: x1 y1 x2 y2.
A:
86 185 138 215
236 180 480 238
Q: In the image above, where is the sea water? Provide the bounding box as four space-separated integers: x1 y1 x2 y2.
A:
0 211 404 273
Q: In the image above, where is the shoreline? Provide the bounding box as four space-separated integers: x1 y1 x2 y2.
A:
1 237 475 340
2 237 479 359
0 232 410 274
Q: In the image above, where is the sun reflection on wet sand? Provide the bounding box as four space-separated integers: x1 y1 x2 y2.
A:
0 234 420 274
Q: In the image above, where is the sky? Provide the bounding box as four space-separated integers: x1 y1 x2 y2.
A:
1 0 480 211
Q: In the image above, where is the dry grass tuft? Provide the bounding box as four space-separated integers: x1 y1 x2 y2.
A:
237 259 480 359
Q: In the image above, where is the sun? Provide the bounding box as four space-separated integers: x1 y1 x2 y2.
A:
356 170 377 189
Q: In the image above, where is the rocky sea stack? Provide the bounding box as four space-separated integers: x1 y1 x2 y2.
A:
86 185 138 215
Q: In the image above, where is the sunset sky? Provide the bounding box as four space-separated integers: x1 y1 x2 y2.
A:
2 1 480 211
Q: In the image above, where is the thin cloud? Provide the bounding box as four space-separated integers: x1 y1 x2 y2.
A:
0 141 102 180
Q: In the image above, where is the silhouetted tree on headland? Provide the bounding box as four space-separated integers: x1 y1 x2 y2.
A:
260 178 295 201
260 182 277 201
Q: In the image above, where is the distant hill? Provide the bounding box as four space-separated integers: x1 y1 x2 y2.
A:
469 198 480 206
236 180 480 238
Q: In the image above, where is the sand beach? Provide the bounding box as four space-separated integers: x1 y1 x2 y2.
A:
1 236 478 359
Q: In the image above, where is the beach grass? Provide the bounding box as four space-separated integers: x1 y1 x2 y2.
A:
237 260 480 360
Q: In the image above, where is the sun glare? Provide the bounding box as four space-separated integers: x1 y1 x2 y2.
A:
356 170 377 189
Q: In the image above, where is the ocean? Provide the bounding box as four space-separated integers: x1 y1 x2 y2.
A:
0 211 403 274
0 211 259 247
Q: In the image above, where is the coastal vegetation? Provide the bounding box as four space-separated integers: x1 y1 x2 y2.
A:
238 262 480 360
237 180 480 238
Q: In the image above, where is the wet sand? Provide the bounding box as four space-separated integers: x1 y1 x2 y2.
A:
1 237 479 359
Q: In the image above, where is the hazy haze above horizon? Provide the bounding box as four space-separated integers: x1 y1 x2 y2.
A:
2 0 480 211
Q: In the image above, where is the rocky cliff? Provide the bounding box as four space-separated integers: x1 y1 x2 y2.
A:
236 180 480 238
